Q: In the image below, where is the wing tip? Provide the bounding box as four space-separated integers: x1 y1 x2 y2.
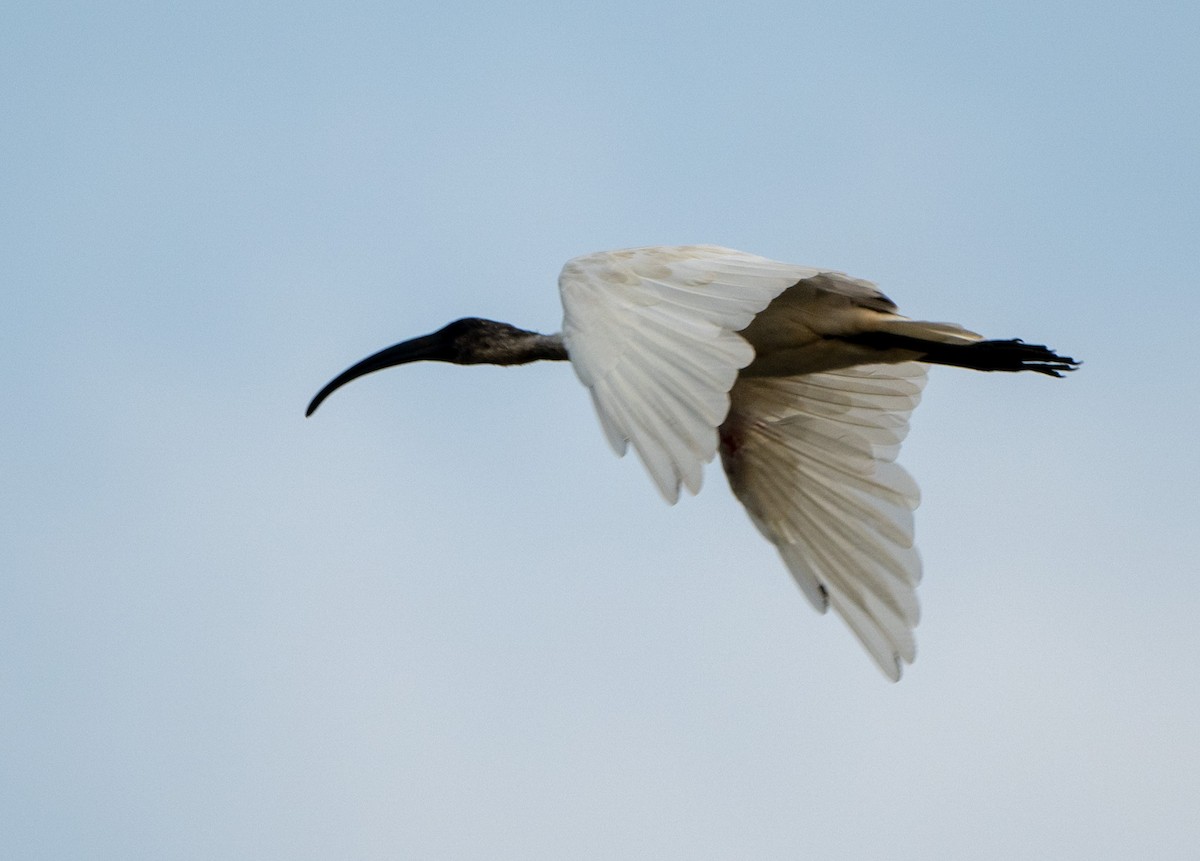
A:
882 656 904 683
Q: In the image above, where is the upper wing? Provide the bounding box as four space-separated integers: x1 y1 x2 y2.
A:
719 363 927 680
558 245 828 502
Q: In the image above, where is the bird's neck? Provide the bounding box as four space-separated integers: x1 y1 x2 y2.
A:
515 332 569 363
478 330 568 365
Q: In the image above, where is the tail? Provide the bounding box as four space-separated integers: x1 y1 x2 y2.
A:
847 320 1080 377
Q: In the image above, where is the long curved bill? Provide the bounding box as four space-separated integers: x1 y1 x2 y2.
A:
306 332 446 417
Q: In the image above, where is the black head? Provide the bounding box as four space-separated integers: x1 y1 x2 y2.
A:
431 318 544 364
305 317 550 417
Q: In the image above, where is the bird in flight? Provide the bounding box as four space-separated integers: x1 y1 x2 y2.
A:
307 245 1077 679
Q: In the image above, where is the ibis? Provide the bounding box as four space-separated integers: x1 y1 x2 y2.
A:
307 245 1077 679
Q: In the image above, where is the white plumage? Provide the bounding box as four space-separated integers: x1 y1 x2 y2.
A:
559 246 934 679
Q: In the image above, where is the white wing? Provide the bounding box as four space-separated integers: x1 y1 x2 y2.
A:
559 245 826 502
719 363 927 680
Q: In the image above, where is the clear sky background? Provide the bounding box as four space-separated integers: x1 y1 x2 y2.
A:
3 2 1198 858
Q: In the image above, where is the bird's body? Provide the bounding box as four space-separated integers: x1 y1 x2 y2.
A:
308 245 1077 679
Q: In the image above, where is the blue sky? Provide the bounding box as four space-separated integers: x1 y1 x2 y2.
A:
3 1 1198 858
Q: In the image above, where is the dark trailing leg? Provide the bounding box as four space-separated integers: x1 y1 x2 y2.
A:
846 332 1080 377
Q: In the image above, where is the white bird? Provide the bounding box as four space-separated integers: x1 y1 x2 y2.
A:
307 245 1077 679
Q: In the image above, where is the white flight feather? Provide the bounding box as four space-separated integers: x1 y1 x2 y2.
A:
558 245 939 678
